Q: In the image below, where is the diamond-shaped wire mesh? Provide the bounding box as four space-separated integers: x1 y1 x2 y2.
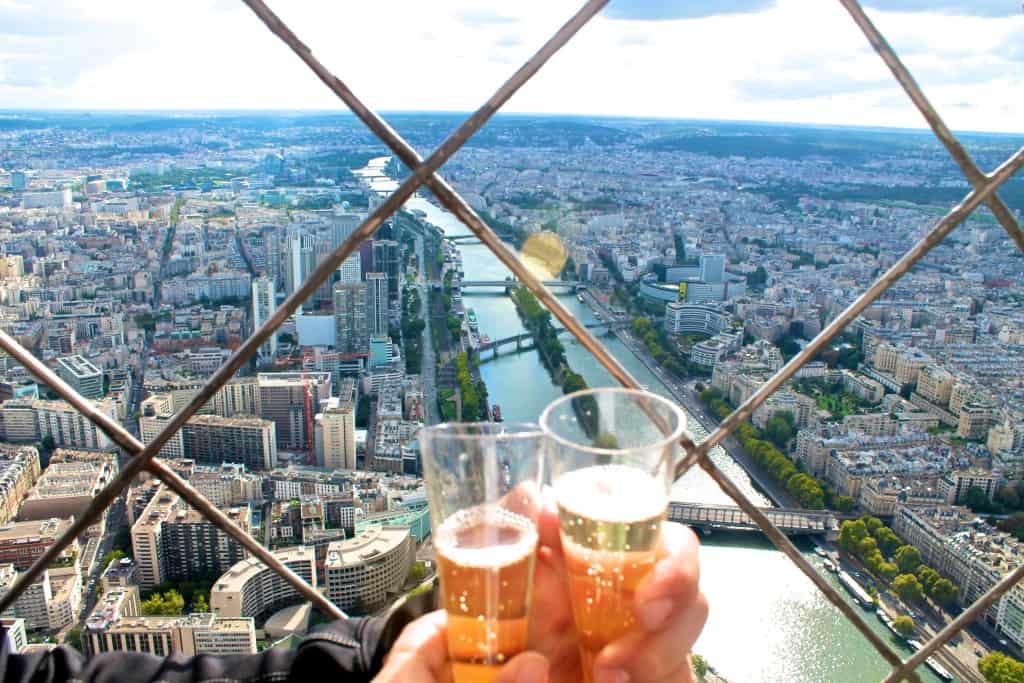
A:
0 1 1021 680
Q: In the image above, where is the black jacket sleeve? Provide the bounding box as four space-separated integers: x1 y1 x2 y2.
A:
1 589 437 683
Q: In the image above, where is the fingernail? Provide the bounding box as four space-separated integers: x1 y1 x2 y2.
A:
594 668 630 683
638 597 674 630
515 655 549 683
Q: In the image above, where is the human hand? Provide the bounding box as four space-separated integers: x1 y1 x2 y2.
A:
528 490 708 683
373 610 550 683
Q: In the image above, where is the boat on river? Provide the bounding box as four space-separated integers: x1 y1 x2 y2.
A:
467 309 479 332
491 404 503 422
838 570 873 608
822 559 837 573
814 547 827 558
577 292 585 303
907 640 954 681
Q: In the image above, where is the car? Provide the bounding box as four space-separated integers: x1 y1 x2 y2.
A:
976 649 984 657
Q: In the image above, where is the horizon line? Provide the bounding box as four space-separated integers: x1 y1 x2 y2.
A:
1 108 1021 138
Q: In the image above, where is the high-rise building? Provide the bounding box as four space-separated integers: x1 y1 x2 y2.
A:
699 253 725 284
314 398 356 470
139 394 185 460
182 415 278 471
251 276 277 361
35 399 117 450
372 240 401 306
333 282 369 354
212 377 261 418
369 335 394 369
54 355 103 400
210 546 316 621
366 272 389 337
323 526 414 612
257 373 332 451
131 486 251 590
338 254 362 284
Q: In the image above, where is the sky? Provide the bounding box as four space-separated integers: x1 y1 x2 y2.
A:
0 0 1021 133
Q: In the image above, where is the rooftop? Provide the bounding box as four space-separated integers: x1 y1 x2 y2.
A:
324 525 409 569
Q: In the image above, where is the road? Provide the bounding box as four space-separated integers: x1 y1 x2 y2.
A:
414 235 439 425
582 290 798 508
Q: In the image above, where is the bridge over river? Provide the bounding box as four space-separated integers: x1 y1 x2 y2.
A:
668 501 838 537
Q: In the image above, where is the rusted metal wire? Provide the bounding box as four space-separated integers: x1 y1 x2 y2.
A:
0 331 345 620
882 558 1024 683
0 0 604 620
837 0 1024 251
0 0 1020 678
675 144 1024 480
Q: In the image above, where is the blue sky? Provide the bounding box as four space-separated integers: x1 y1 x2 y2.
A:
0 0 1021 132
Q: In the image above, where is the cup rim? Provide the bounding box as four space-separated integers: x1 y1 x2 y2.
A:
420 421 544 441
539 387 686 457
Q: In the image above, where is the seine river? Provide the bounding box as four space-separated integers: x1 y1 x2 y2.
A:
356 158 939 683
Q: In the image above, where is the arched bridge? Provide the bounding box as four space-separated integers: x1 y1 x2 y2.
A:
668 501 837 537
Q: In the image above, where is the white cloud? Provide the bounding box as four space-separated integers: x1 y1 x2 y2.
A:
0 0 1019 133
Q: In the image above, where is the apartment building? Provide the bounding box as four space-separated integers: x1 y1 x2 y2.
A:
138 394 185 460
323 526 413 613
210 546 316 621
131 486 251 590
0 518 78 570
85 586 256 657
181 414 277 471
54 355 103 400
257 373 331 451
893 505 1024 648
0 445 40 526
314 397 356 471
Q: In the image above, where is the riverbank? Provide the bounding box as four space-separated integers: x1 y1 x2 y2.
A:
580 289 798 508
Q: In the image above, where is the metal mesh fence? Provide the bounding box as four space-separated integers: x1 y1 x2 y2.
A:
0 1 1021 680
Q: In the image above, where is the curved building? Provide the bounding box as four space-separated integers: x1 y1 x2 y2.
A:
324 526 414 613
211 546 316 621
664 302 730 336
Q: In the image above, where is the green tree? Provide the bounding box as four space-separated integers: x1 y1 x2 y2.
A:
893 574 924 603
965 485 998 513
862 516 884 535
765 415 794 449
66 626 82 650
916 565 941 594
857 536 879 558
893 615 915 637
929 578 959 606
979 651 1024 683
193 593 209 612
835 496 856 514
838 520 869 554
142 589 186 616
101 549 125 571
879 562 899 582
894 545 922 574
874 527 902 556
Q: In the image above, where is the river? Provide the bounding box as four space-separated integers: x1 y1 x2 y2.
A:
355 158 940 683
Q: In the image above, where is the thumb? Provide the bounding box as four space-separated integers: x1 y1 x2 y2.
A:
494 652 550 683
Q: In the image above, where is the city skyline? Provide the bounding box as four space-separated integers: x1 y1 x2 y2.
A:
1 1 1021 133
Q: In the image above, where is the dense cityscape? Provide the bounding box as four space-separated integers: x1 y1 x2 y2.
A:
0 111 1021 682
